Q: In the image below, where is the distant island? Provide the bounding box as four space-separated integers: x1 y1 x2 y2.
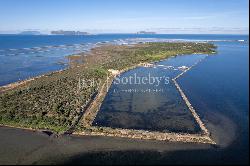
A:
51 30 90 35
19 31 42 35
137 31 156 34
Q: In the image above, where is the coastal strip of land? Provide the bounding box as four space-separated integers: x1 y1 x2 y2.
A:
0 42 217 136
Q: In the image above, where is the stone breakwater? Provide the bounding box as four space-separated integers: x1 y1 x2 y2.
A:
75 126 215 144
80 75 114 128
172 79 209 135
172 55 210 136
76 55 216 144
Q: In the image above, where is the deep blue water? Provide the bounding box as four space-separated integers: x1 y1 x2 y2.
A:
0 34 247 50
178 41 249 162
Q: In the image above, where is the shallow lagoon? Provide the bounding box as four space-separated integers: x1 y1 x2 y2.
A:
93 54 208 133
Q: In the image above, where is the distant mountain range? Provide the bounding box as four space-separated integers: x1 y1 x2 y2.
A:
51 30 90 35
16 30 155 35
19 31 42 35
17 30 91 35
137 31 156 34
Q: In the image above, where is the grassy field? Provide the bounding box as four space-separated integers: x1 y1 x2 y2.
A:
0 42 216 133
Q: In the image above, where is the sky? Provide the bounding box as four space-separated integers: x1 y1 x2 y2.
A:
0 0 249 34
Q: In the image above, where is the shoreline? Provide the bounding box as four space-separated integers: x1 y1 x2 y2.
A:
0 125 217 165
0 68 68 94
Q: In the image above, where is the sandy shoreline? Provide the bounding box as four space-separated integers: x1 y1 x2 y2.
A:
0 122 244 165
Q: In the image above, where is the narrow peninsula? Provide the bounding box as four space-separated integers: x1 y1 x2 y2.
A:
0 42 217 140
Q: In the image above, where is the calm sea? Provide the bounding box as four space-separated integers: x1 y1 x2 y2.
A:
0 34 247 86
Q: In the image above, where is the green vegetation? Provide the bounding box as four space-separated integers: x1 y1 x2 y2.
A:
0 42 216 133
98 42 216 70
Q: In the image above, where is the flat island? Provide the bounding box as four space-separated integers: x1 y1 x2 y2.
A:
0 42 216 142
